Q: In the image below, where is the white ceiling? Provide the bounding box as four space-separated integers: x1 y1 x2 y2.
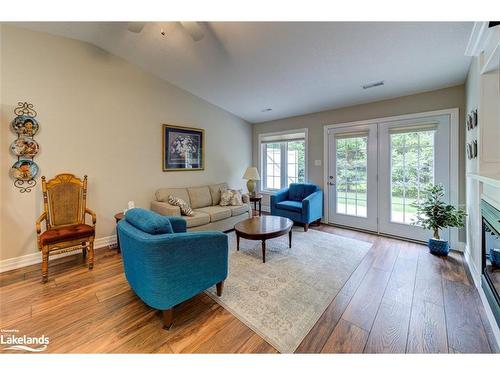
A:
14 22 473 123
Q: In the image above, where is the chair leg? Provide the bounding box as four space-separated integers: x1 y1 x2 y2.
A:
41 248 49 283
162 308 174 330
216 281 224 297
315 219 321 226
82 241 87 258
88 239 94 270
304 223 309 232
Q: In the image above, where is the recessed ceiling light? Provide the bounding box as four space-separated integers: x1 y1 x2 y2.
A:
261 108 272 112
362 81 385 90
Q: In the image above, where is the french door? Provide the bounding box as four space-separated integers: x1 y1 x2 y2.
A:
328 124 378 231
327 114 452 242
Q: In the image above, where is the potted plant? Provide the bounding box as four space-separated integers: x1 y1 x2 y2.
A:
412 184 466 255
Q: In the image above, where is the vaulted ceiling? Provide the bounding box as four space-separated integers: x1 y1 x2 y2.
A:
15 22 473 123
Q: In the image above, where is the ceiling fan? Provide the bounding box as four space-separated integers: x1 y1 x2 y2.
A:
127 22 205 41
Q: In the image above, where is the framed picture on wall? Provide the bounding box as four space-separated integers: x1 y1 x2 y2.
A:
162 124 205 171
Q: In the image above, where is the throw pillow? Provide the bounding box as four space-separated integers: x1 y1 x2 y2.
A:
219 189 244 206
168 195 194 216
219 189 233 206
230 189 243 206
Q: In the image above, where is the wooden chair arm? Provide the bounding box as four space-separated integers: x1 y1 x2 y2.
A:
85 208 97 225
36 212 47 234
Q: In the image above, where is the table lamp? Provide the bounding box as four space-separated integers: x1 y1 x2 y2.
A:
243 167 260 196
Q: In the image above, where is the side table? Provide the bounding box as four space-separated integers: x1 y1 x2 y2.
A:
249 194 263 216
114 212 124 253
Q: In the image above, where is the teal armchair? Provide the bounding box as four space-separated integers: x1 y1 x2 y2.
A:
270 183 323 231
117 208 228 329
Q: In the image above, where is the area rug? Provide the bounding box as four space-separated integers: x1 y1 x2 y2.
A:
206 228 372 353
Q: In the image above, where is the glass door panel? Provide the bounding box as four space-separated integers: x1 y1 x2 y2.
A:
335 136 368 217
390 130 435 224
328 125 378 231
378 115 450 242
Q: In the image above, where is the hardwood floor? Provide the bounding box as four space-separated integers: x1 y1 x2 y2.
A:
0 224 497 354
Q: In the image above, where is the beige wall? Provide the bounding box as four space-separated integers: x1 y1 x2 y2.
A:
0 25 252 262
253 85 466 241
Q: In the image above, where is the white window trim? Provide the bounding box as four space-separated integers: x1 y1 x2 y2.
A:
258 128 308 194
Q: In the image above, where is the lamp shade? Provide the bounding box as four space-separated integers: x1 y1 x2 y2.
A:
242 167 260 180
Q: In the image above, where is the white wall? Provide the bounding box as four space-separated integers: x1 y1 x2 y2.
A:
0 25 252 262
464 56 482 276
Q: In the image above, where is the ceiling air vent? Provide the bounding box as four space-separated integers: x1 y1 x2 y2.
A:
362 81 385 90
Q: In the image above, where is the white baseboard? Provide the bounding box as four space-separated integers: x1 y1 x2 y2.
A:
464 245 500 349
0 235 117 274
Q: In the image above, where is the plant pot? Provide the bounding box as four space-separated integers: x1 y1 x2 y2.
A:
428 238 449 256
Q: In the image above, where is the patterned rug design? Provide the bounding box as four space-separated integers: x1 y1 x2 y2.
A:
206 228 372 353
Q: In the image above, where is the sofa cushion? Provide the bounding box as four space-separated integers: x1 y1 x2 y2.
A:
156 188 190 205
184 211 211 228
187 186 212 209
209 183 228 205
125 208 173 235
40 224 95 246
230 204 250 216
195 206 232 222
288 183 319 202
276 200 303 213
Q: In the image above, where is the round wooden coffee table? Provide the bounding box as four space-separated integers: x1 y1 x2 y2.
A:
234 216 293 263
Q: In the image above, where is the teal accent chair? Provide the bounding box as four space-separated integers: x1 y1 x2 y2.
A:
270 183 323 231
117 208 228 329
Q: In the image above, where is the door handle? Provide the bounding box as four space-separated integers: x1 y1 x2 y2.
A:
328 182 336 186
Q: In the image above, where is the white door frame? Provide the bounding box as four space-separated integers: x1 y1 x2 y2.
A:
323 108 460 248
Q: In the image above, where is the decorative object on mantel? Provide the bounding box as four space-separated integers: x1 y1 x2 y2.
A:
162 124 205 171
466 141 479 160
466 109 478 131
9 102 40 193
411 184 467 256
242 166 261 197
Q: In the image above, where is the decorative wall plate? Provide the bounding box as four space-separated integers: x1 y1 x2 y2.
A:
11 115 39 136
10 137 40 158
10 159 39 181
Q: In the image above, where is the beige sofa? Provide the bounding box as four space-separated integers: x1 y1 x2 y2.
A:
151 183 252 232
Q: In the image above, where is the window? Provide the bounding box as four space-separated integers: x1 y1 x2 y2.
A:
260 131 307 191
390 128 435 224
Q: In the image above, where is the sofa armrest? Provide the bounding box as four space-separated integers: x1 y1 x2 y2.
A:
167 216 187 233
302 191 323 222
270 188 289 207
242 193 250 204
151 201 181 216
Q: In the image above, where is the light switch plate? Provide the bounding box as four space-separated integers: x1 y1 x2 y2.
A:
314 160 322 166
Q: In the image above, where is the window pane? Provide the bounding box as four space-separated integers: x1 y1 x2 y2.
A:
390 130 435 224
335 136 368 218
287 140 305 185
264 143 281 190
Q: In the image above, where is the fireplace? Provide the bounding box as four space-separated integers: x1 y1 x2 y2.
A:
481 199 500 326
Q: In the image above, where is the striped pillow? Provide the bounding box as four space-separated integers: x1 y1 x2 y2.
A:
168 195 194 216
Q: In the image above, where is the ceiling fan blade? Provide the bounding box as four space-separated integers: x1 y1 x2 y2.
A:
180 21 205 42
127 22 146 33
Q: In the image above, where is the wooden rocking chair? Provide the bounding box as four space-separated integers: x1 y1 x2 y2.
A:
36 173 96 283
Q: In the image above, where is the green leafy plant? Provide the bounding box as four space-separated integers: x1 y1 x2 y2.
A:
411 184 466 239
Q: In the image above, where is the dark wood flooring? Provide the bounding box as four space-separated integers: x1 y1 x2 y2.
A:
0 224 498 353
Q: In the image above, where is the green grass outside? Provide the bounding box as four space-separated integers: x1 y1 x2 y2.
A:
337 191 418 214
